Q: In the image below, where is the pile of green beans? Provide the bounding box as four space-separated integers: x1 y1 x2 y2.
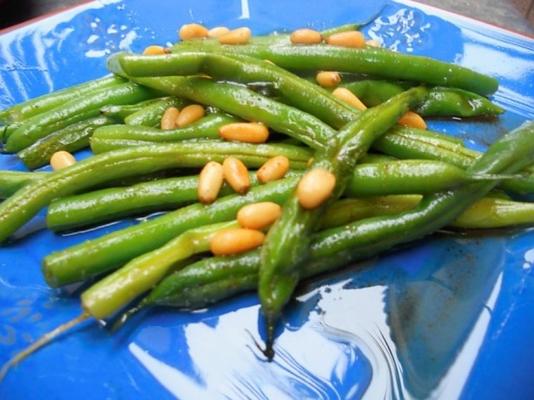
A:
1 21 533 373
109 54 534 194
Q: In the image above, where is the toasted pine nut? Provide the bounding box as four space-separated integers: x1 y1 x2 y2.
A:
366 39 381 48
143 45 166 55
176 104 205 128
208 26 230 38
198 161 224 204
326 31 365 48
223 157 250 194
179 23 209 40
160 106 180 130
332 87 367 111
50 151 76 171
237 202 282 230
290 28 322 45
398 111 427 129
218 27 251 45
316 71 341 88
297 168 336 209
210 228 265 256
256 155 290 183
219 122 269 143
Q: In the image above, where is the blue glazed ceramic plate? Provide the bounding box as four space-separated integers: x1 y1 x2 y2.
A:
0 1 533 398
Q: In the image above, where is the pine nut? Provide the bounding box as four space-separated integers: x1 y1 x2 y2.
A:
290 28 322 44
210 228 265 256
179 23 209 40
398 111 427 129
332 87 367 111
198 161 224 204
366 39 381 48
326 31 365 48
297 168 336 209
176 104 205 128
143 45 166 55
50 151 76 171
208 26 230 38
219 122 269 143
256 155 290 183
218 27 251 45
160 106 180 130
223 157 250 194
316 71 341 88
237 202 282 230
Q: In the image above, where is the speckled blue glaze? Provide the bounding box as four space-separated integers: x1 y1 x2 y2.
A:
0 1 533 399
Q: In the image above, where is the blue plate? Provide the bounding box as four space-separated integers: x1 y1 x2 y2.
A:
0 1 533 398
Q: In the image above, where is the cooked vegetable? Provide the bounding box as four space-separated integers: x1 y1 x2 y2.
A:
18 116 115 170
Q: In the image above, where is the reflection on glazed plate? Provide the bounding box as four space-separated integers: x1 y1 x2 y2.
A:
0 0 533 398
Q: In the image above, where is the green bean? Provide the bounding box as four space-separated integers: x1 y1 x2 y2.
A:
375 126 534 194
346 160 508 196
5 82 157 152
342 80 503 117
46 173 260 230
170 41 499 95
17 116 116 170
0 141 309 243
147 122 534 316
124 97 186 127
0 171 47 199
43 176 301 286
81 221 238 319
0 75 124 125
93 113 238 143
259 88 427 340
